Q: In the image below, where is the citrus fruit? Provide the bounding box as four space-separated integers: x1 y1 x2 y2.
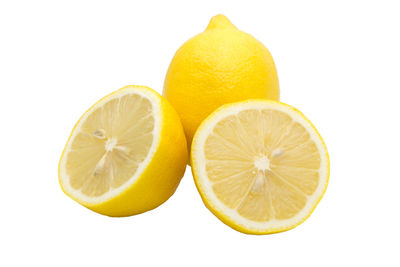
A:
163 14 279 150
59 85 187 216
191 100 329 234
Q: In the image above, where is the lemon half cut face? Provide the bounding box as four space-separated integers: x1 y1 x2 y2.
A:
59 85 187 217
191 100 329 234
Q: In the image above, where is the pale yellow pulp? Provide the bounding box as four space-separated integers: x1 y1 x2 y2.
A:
65 94 155 197
204 109 321 222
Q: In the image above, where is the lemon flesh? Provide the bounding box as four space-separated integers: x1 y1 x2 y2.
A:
191 100 329 234
65 93 155 199
164 14 279 150
59 85 187 216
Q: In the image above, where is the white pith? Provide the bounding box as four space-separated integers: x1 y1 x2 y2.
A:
192 100 329 233
59 86 162 205
254 155 270 171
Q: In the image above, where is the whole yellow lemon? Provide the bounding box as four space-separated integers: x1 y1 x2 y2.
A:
163 14 279 150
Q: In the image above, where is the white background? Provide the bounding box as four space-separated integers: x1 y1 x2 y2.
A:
1 0 399 266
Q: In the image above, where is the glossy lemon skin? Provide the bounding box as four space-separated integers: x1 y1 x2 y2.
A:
164 15 279 150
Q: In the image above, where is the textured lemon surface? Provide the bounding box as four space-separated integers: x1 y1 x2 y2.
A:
59 85 187 216
191 100 329 234
164 14 279 150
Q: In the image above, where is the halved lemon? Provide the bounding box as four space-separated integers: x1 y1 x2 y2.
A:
191 100 329 234
59 85 187 217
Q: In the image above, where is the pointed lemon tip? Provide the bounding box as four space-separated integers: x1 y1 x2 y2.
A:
206 14 237 30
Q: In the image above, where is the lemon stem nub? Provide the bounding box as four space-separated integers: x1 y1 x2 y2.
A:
206 14 237 30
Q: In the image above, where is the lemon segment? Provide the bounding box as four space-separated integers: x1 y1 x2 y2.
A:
191 100 329 234
59 85 187 216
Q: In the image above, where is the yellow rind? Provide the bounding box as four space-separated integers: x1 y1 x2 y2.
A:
59 85 188 217
191 99 329 235
163 14 279 152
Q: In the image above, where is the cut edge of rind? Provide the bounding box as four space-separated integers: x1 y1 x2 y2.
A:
191 99 330 234
58 85 163 205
